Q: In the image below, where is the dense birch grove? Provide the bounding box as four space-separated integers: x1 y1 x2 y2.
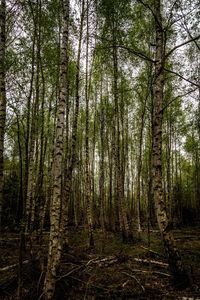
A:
0 0 200 299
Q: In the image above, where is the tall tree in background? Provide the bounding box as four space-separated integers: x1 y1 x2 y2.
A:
61 0 85 247
25 0 42 232
0 0 6 230
85 0 94 247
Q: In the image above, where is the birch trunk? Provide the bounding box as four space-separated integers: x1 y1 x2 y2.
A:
0 0 6 230
43 0 69 298
61 0 84 247
113 41 130 241
136 95 147 235
85 0 94 247
152 0 191 287
99 75 105 231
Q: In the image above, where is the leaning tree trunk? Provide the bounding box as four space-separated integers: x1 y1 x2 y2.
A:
152 0 191 287
0 0 6 230
43 0 69 298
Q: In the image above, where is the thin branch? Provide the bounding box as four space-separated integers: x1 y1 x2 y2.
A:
94 32 154 63
96 44 154 63
165 0 179 29
162 88 197 112
129 268 171 277
140 245 164 257
133 258 169 268
0 260 29 272
180 6 200 52
164 68 200 88
165 5 198 29
165 35 200 58
115 45 154 63
57 266 83 281
136 0 161 28
122 272 145 292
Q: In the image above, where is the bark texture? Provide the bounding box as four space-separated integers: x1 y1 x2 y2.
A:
152 0 191 287
61 0 84 247
43 0 69 298
85 0 94 247
0 0 6 230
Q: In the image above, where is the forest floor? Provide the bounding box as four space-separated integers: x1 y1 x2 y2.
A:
0 227 200 299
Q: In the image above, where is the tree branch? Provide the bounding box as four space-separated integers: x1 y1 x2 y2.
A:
165 5 198 30
164 68 200 88
165 35 200 58
165 0 179 29
180 6 200 52
162 88 197 112
136 0 162 28
115 45 155 63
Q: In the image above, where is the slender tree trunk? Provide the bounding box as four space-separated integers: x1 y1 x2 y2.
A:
85 0 94 247
30 0 42 230
113 40 130 241
0 0 6 230
166 110 172 221
61 0 85 246
39 91 54 234
24 1 36 231
90 89 97 226
152 0 191 287
99 75 105 232
108 128 115 231
136 96 147 235
16 116 24 223
59 0 70 249
43 0 69 298
35 25 46 231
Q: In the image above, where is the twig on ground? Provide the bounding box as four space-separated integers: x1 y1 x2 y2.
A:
91 255 118 267
122 272 145 292
0 260 29 272
57 265 83 280
129 268 171 277
140 246 164 257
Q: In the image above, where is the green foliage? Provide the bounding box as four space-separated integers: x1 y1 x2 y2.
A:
184 134 199 154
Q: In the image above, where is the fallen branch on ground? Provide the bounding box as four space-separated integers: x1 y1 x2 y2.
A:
133 258 168 268
0 260 29 272
129 268 171 277
176 236 199 240
57 265 83 280
140 246 164 257
86 255 168 269
90 255 118 267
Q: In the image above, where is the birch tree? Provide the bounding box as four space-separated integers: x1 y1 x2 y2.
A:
0 0 6 230
151 0 191 286
43 0 69 298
